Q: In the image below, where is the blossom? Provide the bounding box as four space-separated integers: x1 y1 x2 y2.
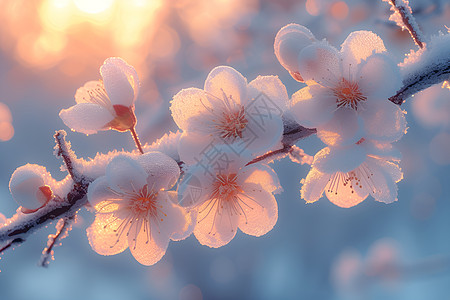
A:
86 152 193 266
301 139 403 208
288 30 406 146
60 57 139 135
170 66 289 164
178 148 280 248
9 164 54 214
274 23 318 82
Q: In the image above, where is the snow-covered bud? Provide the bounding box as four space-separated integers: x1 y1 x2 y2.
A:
274 24 317 82
9 164 54 214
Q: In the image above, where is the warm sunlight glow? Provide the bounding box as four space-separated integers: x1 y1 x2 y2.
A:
73 0 114 14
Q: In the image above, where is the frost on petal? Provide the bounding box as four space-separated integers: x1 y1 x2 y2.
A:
9 165 52 210
136 152 180 191
364 141 402 161
365 158 398 204
163 191 195 241
376 159 403 183
238 183 278 237
313 145 367 174
86 213 129 256
300 167 331 203
193 199 239 248
297 41 341 87
341 31 386 73
316 108 364 147
100 57 139 107
177 165 214 208
247 75 289 111
87 177 121 213
240 164 281 194
170 88 212 131
290 85 336 128
274 23 316 76
204 66 247 106
357 54 402 100
360 100 406 143
178 132 217 165
59 103 115 135
127 217 169 266
106 155 147 193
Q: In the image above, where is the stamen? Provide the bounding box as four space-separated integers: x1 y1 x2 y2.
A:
332 78 367 110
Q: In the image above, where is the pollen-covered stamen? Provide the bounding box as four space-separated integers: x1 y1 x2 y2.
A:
84 81 113 111
325 162 376 195
332 78 367 110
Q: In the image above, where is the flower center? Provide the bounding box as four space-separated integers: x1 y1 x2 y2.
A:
128 184 160 216
216 106 248 139
211 173 241 201
326 163 375 195
332 78 367 110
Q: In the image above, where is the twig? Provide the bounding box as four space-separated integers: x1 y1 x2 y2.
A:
39 216 74 267
130 127 144 154
387 0 425 48
0 238 24 253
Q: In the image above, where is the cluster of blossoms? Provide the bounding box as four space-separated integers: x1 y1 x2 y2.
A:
6 23 408 265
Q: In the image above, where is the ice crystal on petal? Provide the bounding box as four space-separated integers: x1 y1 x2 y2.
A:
59 57 139 135
288 30 406 146
178 148 279 248
86 153 192 266
301 140 402 208
171 66 288 163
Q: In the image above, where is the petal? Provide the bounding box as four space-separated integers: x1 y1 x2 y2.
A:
87 176 123 213
170 87 214 131
193 197 239 248
135 152 180 191
106 155 147 193
178 132 218 166
74 81 113 112
316 108 364 147
290 85 336 128
365 158 398 204
177 164 214 208
100 57 139 107
59 103 115 135
86 213 129 256
313 144 367 174
240 164 281 194
164 191 195 241
9 166 47 210
297 41 341 87
325 173 369 208
361 100 406 143
247 75 289 112
300 167 331 203
238 182 278 237
376 159 403 183
341 31 386 76
274 23 316 74
127 216 168 266
204 66 248 106
357 54 402 99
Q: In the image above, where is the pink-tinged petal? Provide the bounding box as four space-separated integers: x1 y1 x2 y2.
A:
204 66 247 106
341 31 386 76
87 177 122 213
238 182 278 237
366 158 398 204
178 164 215 208
9 166 48 210
178 132 217 165
193 198 239 248
274 23 316 76
163 191 195 241
106 155 147 193
300 167 331 203
363 141 402 161
127 217 168 266
376 159 403 183
135 152 180 191
360 100 406 143
297 41 341 87
240 164 281 194
243 108 284 156
59 103 115 135
247 75 289 111
325 175 368 208
170 88 214 131
86 213 129 256
357 54 401 99
290 85 336 128
313 144 367 174
100 57 139 107
74 81 113 112
316 108 364 147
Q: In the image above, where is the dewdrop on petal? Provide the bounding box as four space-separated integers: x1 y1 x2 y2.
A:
274 24 317 82
9 165 54 214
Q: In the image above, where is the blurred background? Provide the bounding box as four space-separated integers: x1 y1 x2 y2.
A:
0 0 450 299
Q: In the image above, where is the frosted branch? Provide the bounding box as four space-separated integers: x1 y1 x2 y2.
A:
39 216 74 267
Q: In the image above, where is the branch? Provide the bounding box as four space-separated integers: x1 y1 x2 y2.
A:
39 216 74 267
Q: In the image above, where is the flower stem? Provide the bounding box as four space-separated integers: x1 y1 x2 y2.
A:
130 127 144 154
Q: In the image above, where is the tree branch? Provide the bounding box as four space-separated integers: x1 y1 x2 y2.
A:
387 0 425 48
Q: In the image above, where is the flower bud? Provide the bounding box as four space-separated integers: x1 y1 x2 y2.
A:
9 165 53 214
